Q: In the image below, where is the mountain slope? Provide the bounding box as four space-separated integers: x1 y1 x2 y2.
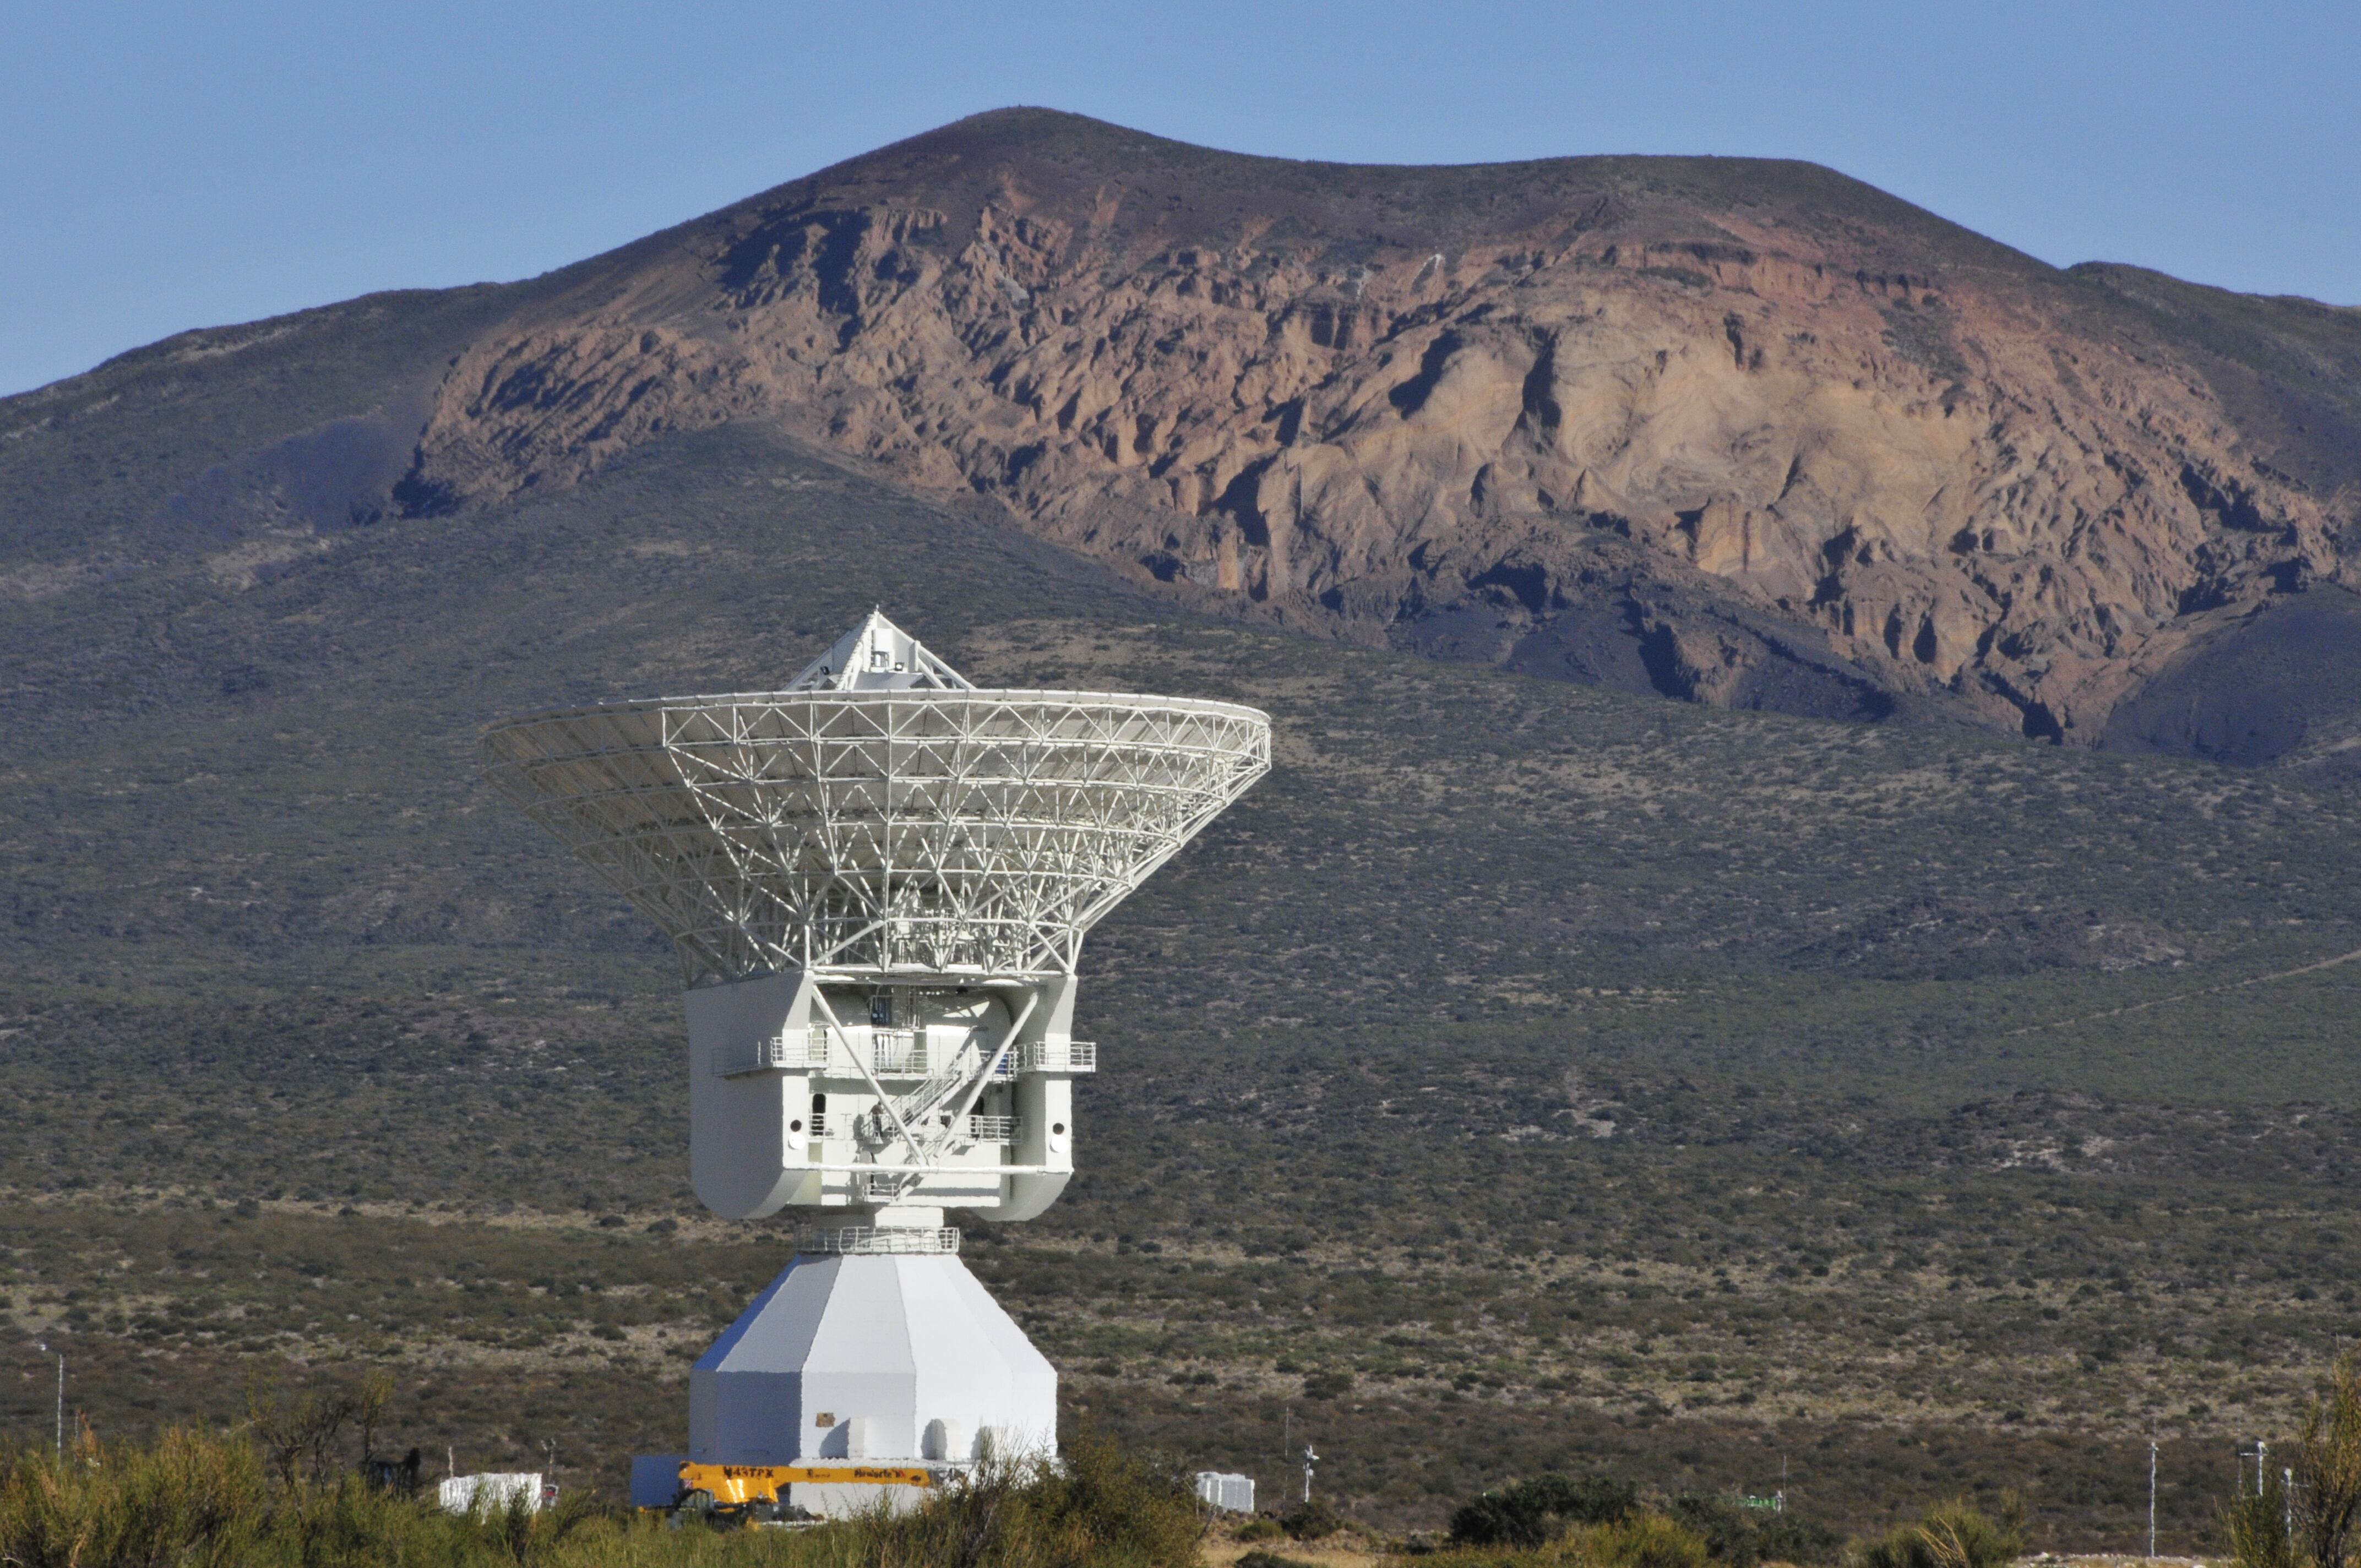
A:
8 110 2360 750
382 108 2358 742
7 268 2361 1521
0 286 529 585
6 416 2361 1525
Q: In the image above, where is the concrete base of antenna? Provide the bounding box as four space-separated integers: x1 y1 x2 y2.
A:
687 1237 1056 1471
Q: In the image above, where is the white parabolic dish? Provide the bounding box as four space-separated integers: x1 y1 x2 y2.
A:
481 619 1271 987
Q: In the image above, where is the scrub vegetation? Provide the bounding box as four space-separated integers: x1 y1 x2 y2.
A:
5 422 2361 1542
0 1424 1199 1568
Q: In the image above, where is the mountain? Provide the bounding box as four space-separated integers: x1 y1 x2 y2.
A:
6 111 2361 1529
10 110 2361 754
389 107 2361 747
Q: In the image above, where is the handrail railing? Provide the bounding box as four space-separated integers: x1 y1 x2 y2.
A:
712 1030 1085 1079
1016 1040 1097 1072
814 1112 1019 1144
800 1226 962 1256
711 1032 828 1077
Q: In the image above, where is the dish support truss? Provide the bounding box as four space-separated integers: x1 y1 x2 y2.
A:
481 690 1272 987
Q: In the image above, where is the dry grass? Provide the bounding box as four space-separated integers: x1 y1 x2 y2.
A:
0 1427 1200 1568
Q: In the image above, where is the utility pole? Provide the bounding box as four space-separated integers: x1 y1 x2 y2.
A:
2284 1467 2294 1544
1281 1408 1290 1498
33 1342 61 1461
1302 1445 1318 1504
2148 1439 2158 1559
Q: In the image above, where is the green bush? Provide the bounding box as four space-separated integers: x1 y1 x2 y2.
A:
2223 1353 2361 1568
1413 1510 1707 1568
1281 1495 1347 1540
2295 1355 2361 1568
1451 1474 1638 1548
1590 1513 1715 1568
1667 1495 1756 1567
0 1429 612 1568
2224 1476 2300 1568
1852 1499 2022 1568
1755 1512 1843 1566
0 1424 1197 1568
0 1425 270 1568
856 1434 1199 1568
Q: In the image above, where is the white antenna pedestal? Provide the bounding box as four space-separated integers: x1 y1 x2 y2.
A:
690 1244 1053 1472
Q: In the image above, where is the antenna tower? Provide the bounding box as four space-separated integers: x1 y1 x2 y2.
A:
485 611 1270 1504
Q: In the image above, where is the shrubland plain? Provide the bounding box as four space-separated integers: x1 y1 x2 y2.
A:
6 423 2361 1543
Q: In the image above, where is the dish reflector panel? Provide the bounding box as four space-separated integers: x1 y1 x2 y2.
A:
482 616 1270 984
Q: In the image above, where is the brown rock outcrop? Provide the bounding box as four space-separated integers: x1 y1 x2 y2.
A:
399 110 2351 741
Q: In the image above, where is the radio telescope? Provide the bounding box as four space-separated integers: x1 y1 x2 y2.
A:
483 611 1269 1498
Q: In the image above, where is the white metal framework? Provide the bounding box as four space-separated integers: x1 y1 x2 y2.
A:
487 613 1269 1476
482 616 1270 987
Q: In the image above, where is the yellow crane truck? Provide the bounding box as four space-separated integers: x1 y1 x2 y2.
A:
655 1461 935 1526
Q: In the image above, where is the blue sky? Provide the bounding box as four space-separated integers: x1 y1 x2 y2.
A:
3 0 2354 398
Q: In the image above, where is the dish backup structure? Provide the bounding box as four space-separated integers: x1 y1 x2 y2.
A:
483 612 1270 1509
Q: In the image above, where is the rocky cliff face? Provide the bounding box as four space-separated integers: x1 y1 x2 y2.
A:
398 110 2353 742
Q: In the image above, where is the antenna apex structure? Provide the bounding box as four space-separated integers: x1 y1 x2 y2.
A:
782 608 975 693
485 612 1270 1501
